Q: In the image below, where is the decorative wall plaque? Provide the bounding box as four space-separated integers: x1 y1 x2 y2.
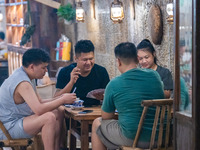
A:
148 4 163 45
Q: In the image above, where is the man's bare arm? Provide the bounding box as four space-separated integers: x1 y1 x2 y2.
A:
54 82 74 97
54 67 81 97
101 110 115 120
164 90 171 99
16 81 76 115
36 92 63 103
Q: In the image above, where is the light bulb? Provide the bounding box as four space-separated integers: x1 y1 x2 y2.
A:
166 3 173 16
0 12 3 22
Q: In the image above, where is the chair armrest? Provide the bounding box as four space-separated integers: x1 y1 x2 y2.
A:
36 82 56 89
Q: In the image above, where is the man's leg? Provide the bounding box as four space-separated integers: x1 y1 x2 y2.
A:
23 109 63 150
92 117 106 150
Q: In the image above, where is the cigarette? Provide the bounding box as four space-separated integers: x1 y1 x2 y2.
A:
72 87 77 93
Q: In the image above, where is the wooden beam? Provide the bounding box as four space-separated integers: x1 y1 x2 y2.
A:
34 0 61 9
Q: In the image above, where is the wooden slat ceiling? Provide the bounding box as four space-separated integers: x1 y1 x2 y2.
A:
34 0 61 9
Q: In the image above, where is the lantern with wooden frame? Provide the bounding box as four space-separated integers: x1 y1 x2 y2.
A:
76 1 85 22
166 3 173 24
0 11 3 22
110 0 124 23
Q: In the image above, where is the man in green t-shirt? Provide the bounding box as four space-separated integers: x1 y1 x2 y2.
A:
91 42 164 150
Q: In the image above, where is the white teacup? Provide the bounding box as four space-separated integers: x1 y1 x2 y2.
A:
73 98 84 107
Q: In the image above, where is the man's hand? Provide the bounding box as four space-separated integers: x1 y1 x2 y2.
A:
70 67 81 84
54 67 80 98
62 93 77 104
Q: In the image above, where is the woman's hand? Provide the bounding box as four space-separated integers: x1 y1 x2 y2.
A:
62 93 77 104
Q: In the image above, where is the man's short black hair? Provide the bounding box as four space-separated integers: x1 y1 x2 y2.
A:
22 48 50 68
0 32 5 40
75 40 94 56
114 42 138 64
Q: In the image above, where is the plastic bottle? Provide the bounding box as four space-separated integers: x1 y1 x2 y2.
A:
59 38 63 60
56 41 59 61
62 37 71 61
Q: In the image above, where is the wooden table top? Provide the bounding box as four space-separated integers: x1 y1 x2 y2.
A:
64 106 102 121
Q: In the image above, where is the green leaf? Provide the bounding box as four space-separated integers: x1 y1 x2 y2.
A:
57 3 76 21
20 25 36 46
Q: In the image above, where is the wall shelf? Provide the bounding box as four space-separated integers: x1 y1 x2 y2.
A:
5 0 28 47
5 0 65 78
6 24 25 27
5 1 27 6
4 0 30 75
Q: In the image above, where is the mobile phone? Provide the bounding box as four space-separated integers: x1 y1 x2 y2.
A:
78 110 93 114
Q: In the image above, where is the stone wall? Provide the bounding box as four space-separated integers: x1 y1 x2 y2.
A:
61 0 174 79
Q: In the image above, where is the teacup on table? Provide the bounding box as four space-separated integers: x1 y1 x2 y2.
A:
71 98 84 110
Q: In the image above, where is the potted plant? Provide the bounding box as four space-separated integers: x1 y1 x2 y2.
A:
20 25 36 46
57 3 76 24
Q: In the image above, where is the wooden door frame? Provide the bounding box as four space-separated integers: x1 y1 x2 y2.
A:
174 0 182 149
193 0 200 149
174 0 200 149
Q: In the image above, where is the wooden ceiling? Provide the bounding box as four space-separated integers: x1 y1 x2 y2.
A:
34 0 61 9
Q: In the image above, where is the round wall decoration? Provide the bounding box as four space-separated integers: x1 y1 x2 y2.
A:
148 4 163 45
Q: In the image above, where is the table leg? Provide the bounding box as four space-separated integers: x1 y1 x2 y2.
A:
62 118 68 148
69 118 77 150
81 121 89 150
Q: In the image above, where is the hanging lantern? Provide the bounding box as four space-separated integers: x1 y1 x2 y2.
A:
0 11 3 22
76 1 85 22
166 3 173 24
110 0 124 23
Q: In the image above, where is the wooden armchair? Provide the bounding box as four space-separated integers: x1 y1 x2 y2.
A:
0 121 33 150
121 99 173 150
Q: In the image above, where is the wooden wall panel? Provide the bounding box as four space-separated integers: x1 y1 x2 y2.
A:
29 0 60 77
29 1 58 51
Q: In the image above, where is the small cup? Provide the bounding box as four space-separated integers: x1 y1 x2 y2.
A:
73 98 84 107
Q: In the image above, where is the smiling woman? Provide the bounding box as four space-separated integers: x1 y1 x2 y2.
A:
137 39 173 98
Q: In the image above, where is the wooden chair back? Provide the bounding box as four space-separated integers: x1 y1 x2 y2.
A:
122 99 173 150
0 120 32 150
